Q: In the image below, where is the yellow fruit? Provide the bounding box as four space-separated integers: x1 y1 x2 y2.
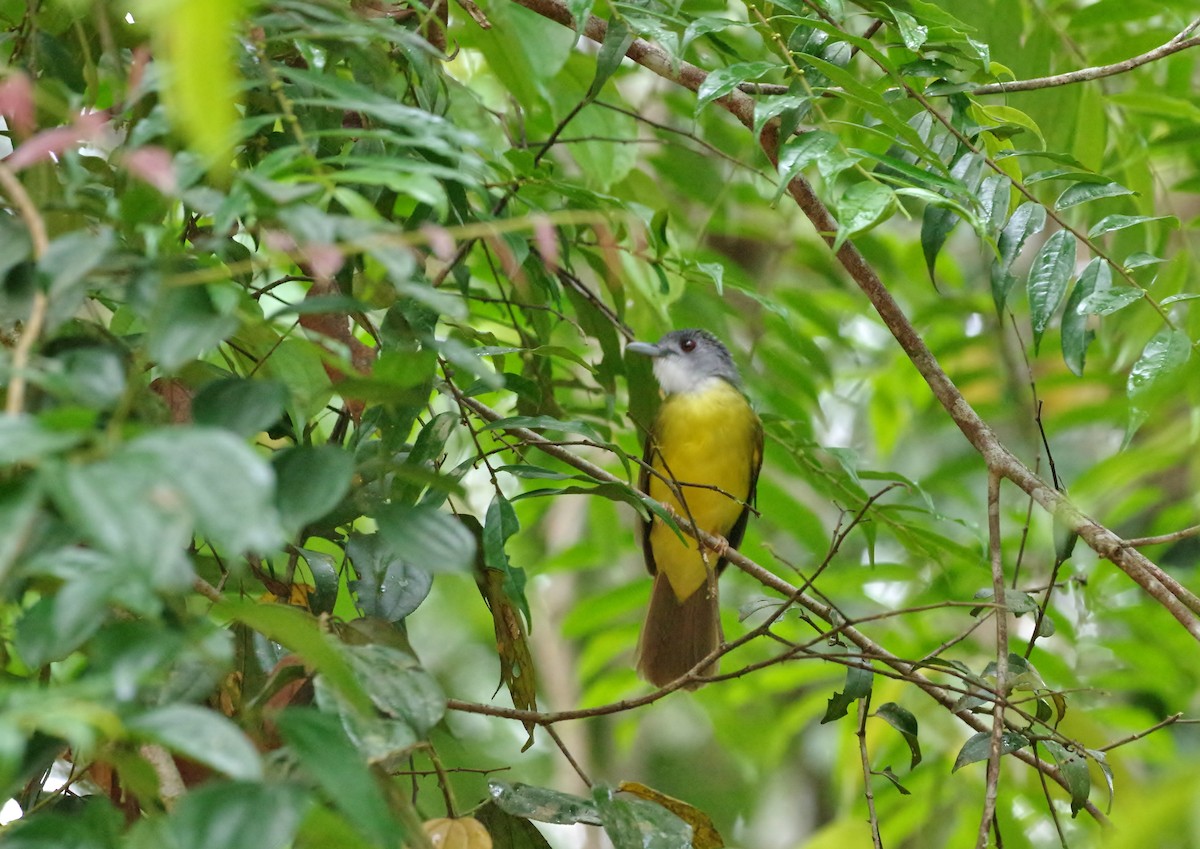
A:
421 816 493 849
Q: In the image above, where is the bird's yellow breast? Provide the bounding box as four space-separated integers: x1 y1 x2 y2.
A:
646 380 760 601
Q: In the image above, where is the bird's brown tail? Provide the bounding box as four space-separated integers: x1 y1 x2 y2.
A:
635 572 722 690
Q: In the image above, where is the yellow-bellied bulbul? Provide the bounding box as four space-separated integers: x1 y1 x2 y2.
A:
627 329 762 689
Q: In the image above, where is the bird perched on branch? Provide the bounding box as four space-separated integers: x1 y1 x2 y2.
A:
626 329 763 689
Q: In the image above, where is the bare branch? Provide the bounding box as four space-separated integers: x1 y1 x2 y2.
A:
978 470 1008 849
971 21 1200 95
0 160 49 417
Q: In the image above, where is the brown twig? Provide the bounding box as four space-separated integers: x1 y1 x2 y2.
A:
970 20 1200 95
857 690 884 849
979 470 1008 849
0 161 50 417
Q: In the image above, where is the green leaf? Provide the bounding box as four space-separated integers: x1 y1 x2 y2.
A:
822 663 874 724
587 15 634 99
192 378 288 436
1027 230 1076 352
593 784 692 849
1087 214 1175 239
475 801 554 849
834 182 896 251
126 704 262 781
696 62 776 112
774 131 840 201
1054 181 1135 210
346 532 433 622
276 708 403 846
1123 251 1164 270
875 702 922 769
921 202 957 283
1062 258 1110 376
952 730 1029 771
147 285 240 372
489 781 602 826
1127 328 1190 399
272 445 355 534
167 781 307 849
0 416 84 465
1075 285 1142 316
889 7 928 50
375 504 476 573
991 201 1046 312
340 643 445 736
216 599 373 714
38 229 115 331
0 479 41 579
1042 741 1091 816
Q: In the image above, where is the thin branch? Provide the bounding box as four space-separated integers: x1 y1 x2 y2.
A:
970 21 1200 95
857 691 884 849
1098 712 1184 752
0 160 50 417
978 469 1008 849
1124 525 1200 548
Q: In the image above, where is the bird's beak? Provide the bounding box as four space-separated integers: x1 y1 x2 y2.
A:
626 341 665 358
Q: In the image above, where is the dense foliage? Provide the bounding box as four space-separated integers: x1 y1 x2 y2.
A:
2 1 1199 847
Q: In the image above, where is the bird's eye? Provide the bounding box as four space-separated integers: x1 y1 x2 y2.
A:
681 338 697 353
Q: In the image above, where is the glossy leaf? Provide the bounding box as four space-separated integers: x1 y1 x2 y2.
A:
952 730 1029 772
1042 741 1091 816
1061 257 1110 375
346 532 434 622
1027 229 1076 352
1127 328 1191 399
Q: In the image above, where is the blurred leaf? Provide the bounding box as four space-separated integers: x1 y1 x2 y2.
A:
217 599 372 714
192 378 288 436
127 704 263 780
276 708 402 846
272 445 355 534
475 801 554 849
375 504 476 573
147 285 240 372
166 781 307 849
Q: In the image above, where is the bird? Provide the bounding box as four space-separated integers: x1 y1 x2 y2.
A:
626 329 763 689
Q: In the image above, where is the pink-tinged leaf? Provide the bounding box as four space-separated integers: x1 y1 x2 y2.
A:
302 244 345 280
0 72 35 136
533 216 559 270
5 112 108 172
421 224 457 262
121 146 178 194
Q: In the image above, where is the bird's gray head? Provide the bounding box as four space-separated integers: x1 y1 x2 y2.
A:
626 329 741 395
